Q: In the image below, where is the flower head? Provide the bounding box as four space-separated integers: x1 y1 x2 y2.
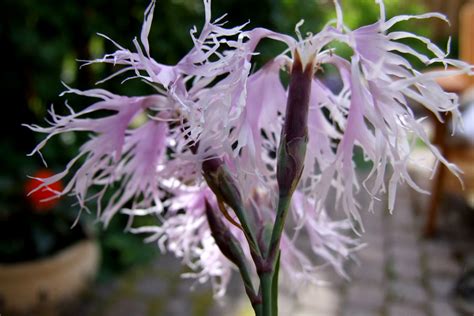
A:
27 0 472 298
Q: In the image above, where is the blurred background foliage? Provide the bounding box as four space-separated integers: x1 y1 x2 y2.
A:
0 0 451 278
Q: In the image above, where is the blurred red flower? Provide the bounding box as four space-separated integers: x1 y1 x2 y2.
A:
24 169 63 212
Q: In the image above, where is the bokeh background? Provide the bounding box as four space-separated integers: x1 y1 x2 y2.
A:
1 0 473 315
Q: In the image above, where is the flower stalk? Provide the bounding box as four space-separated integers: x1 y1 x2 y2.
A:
204 200 261 313
258 51 315 315
200 50 318 310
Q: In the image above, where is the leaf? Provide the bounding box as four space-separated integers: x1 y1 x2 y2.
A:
272 251 281 316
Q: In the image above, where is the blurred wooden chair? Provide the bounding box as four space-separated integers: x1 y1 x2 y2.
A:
423 2 474 237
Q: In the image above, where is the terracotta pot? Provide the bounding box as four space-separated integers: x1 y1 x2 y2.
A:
0 239 100 314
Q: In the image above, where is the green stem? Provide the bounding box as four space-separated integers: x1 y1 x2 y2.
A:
235 255 260 312
260 272 273 316
267 195 291 261
258 196 291 316
254 303 262 316
235 204 262 258
271 252 281 316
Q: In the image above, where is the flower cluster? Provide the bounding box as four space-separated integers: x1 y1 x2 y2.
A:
28 0 471 297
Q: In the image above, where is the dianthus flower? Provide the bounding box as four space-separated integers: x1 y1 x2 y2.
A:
27 0 472 314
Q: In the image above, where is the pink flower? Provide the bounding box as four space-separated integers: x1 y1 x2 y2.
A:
28 0 472 298
27 87 170 223
124 187 235 297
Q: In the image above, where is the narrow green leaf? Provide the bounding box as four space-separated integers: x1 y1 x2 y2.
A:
272 251 281 316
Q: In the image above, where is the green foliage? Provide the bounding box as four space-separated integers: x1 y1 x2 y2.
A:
0 194 88 262
97 213 158 281
337 0 427 29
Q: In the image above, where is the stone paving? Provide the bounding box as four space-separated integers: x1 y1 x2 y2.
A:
68 183 474 316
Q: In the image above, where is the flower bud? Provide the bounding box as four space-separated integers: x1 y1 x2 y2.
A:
204 200 259 304
277 50 314 197
202 158 243 213
205 199 244 263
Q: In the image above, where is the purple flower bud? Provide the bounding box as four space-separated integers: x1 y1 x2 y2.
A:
205 199 239 261
205 200 260 305
202 158 243 213
277 50 314 197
